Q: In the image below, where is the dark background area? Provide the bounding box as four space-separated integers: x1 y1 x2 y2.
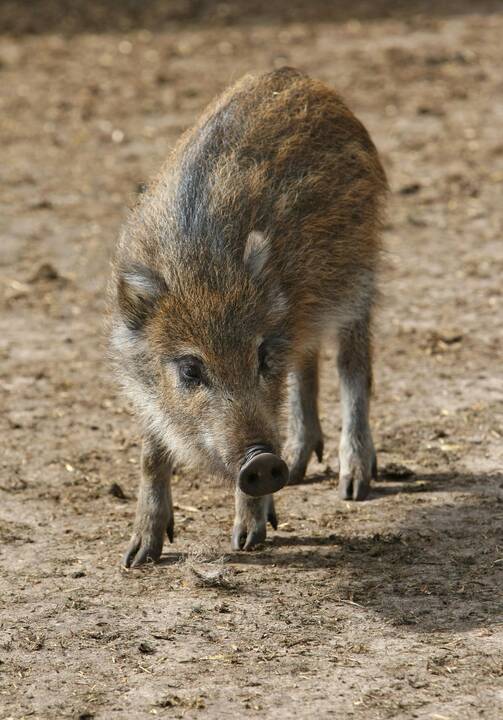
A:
2 0 503 33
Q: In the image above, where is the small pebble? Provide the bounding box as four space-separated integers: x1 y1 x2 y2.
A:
109 482 127 499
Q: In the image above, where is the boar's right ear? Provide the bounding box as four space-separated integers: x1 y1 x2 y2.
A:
117 264 168 331
243 230 270 279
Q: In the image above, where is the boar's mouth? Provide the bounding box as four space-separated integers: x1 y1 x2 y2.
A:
238 443 289 497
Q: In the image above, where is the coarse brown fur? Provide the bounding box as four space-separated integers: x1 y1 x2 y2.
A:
110 67 388 566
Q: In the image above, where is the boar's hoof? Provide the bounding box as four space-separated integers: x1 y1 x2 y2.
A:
338 473 370 501
267 503 278 530
231 522 267 551
238 453 289 497
338 450 377 501
123 531 164 568
288 437 324 485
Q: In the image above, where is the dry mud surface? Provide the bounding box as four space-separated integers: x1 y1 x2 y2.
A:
1 2 502 718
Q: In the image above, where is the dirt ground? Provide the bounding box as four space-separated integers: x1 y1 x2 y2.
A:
1 2 502 718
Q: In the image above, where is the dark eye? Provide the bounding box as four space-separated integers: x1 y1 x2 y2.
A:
177 356 205 387
258 341 269 374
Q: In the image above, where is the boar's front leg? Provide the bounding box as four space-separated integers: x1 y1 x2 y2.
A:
336 312 377 501
287 349 324 485
232 490 278 551
123 435 174 568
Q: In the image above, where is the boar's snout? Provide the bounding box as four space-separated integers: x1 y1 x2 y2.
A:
238 444 289 497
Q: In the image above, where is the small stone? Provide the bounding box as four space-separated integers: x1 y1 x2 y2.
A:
108 482 127 500
29 262 60 283
380 463 415 480
399 182 421 195
138 642 155 655
111 129 124 143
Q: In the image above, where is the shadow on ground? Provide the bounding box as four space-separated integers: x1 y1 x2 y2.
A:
156 472 503 633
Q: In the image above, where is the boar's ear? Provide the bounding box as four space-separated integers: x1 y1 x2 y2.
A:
117 264 168 331
243 230 269 279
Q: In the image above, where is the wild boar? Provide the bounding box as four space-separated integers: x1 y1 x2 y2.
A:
110 67 387 567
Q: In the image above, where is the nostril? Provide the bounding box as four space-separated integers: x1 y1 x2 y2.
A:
247 472 259 484
271 466 282 479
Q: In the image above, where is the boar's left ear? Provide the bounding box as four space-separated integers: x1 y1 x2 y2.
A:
243 230 270 279
117 264 168 331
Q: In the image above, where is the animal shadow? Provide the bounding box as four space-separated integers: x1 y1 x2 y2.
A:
230 471 503 633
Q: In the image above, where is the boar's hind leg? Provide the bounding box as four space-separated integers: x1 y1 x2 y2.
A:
123 435 174 568
287 349 324 485
232 490 277 551
336 312 377 501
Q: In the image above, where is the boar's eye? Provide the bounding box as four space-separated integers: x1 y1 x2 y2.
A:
258 341 270 375
176 356 206 388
